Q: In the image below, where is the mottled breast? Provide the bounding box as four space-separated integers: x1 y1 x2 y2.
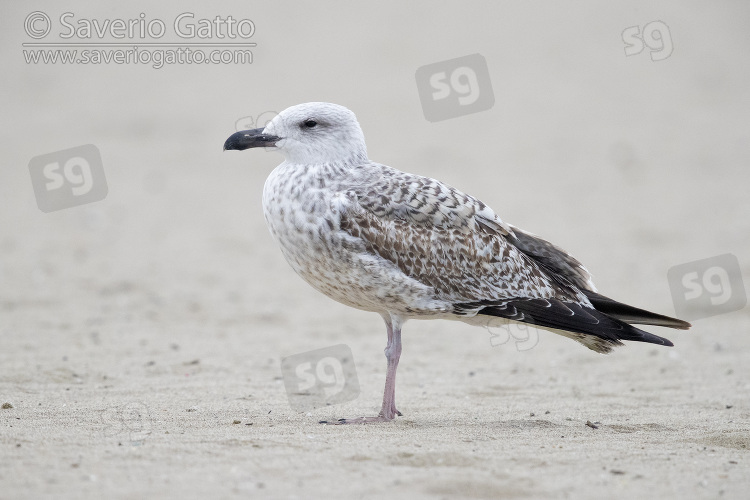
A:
261 162 445 315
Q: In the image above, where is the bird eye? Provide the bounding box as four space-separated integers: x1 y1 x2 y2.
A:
302 119 318 128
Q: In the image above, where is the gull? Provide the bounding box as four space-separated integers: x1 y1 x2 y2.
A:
224 102 690 424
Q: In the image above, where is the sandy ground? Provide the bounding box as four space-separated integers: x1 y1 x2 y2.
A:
2 1 750 498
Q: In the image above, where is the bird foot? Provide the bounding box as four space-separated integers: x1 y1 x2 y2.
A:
320 409 402 425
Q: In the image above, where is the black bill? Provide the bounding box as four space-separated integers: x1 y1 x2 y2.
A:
223 128 280 151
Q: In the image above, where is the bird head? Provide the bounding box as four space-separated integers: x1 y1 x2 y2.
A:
224 102 369 165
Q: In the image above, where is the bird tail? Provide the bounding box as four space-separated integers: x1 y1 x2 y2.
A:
459 298 678 354
582 290 691 330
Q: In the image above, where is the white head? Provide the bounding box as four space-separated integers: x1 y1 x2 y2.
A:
224 102 369 165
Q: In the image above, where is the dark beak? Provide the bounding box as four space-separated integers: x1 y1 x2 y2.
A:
223 128 280 151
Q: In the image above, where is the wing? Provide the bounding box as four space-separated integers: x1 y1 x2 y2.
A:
507 224 690 329
340 165 586 305
351 164 514 239
507 225 597 292
351 164 594 295
337 164 679 353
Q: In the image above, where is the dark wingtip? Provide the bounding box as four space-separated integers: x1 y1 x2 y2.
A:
653 318 691 330
675 320 692 330
581 291 693 330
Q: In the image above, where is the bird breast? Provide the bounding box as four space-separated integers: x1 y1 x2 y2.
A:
260 162 445 315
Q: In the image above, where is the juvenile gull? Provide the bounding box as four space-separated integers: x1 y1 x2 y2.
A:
224 102 691 424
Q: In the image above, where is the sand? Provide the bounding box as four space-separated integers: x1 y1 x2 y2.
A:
2 1 749 498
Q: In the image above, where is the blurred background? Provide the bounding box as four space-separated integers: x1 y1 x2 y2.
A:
1 1 749 498
2 0 747 351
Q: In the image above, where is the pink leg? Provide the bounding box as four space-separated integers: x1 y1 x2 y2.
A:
322 315 403 424
379 318 403 418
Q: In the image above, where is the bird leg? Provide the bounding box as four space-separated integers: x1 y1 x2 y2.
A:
380 318 403 418
322 315 403 424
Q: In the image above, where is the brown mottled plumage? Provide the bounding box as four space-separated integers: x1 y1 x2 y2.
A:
224 102 690 424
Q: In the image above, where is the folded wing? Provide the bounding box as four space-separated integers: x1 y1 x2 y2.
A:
339 164 686 353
